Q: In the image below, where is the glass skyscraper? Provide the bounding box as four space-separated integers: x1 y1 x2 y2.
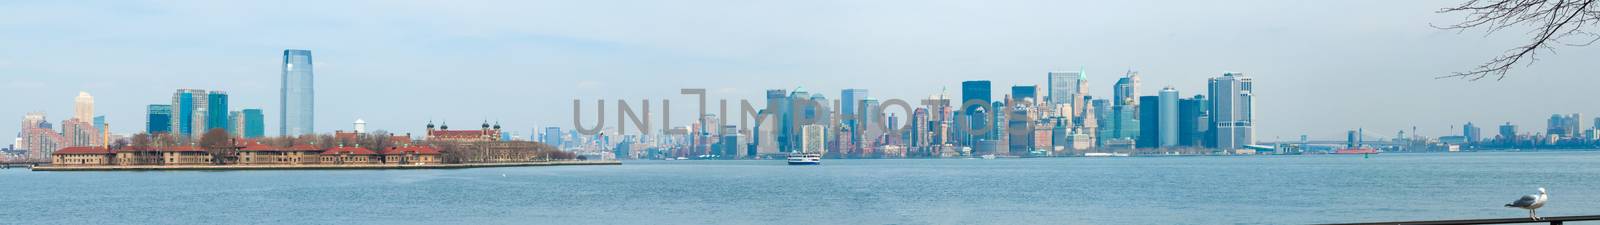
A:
171 89 208 137
281 49 315 136
146 104 172 134
206 91 229 133
242 108 264 138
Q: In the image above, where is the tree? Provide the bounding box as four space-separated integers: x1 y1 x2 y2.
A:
1437 0 1600 80
130 133 152 147
198 128 236 165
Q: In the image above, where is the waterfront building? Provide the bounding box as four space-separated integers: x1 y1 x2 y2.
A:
147 105 173 134
841 89 868 130
238 144 323 165
74 92 93 121
171 89 208 137
426 120 502 142
161 146 211 165
282 49 316 136
382 145 441 164
1207 72 1255 150
51 146 112 165
320 146 381 164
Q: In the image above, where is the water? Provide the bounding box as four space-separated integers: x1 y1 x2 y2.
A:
6 151 1600 225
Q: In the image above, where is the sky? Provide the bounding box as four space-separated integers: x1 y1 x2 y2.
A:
3 0 1598 143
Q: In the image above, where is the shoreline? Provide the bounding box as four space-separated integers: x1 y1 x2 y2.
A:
30 160 620 171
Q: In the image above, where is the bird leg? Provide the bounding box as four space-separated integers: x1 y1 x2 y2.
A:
1531 209 1540 220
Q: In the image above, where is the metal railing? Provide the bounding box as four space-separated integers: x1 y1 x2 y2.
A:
1323 215 1600 225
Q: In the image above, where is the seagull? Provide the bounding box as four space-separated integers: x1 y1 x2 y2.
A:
1505 187 1548 220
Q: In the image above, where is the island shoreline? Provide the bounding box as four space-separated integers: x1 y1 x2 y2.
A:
30 160 620 171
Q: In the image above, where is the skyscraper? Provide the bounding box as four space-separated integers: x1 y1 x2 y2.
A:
1463 122 1482 144
1158 87 1179 147
282 49 315 136
1011 85 1038 103
1136 96 1159 148
840 89 867 123
242 109 264 138
1113 71 1140 107
1048 71 1085 108
171 89 208 137
765 89 790 152
1177 95 1209 147
1499 122 1519 144
961 80 992 144
146 104 172 134
206 91 229 133
74 92 93 121
1208 72 1255 150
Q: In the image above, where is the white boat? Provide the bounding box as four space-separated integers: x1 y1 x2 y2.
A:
787 152 821 165
980 154 997 160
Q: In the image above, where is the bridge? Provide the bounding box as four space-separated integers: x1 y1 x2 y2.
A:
1323 215 1600 225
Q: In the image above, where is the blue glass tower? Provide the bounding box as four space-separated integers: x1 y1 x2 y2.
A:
147 104 172 134
206 91 229 133
242 109 264 138
281 49 315 136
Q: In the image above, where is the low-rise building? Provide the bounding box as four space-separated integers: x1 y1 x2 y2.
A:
383 145 441 165
115 147 163 165
51 146 113 166
321 146 380 164
161 146 212 165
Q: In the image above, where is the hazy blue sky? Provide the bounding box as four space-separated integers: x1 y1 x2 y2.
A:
3 0 1598 142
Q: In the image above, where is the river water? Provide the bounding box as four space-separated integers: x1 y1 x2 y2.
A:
6 151 1600 224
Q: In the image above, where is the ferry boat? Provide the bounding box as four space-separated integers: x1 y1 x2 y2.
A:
787 152 821 165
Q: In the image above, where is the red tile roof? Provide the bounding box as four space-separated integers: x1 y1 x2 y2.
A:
322 146 378 155
430 130 490 137
54 147 113 155
383 146 440 155
239 144 283 152
162 146 206 152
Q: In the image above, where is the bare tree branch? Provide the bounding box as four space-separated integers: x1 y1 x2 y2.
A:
1436 0 1598 80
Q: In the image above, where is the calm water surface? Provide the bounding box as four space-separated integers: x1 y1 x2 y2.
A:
7 151 1600 225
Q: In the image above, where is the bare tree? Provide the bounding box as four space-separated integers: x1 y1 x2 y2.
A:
198 128 236 165
1437 0 1600 80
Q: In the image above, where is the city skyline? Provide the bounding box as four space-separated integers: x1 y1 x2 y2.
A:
3 0 1600 142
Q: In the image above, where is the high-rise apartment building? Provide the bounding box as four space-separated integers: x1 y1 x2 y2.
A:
171 89 208 137
74 92 94 121
207 91 229 133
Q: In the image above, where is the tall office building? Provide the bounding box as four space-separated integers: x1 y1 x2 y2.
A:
146 104 173 134
1136 96 1160 148
1463 122 1482 144
765 89 791 152
1177 95 1209 147
207 91 229 133
801 124 826 154
241 109 264 138
1208 72 1255 150
171 89 208 137
1499 122 1519 144
840 89 867 123
1158 87 1179 147
74 92 94 121
282 49 315 136
961 80 992 144
1048 71 1086 108
1113 71 1140 107
93 116 106 133
1011 85 1038 103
